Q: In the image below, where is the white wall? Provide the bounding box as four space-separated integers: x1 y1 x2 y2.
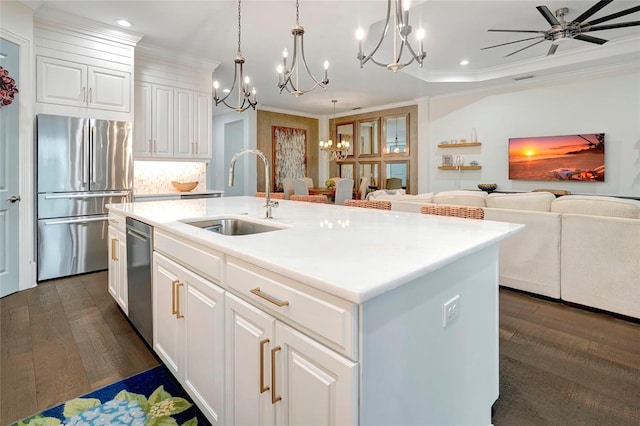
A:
427 65 640 197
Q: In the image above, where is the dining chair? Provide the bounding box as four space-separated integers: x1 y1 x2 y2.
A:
419 204 485 219
293 178 309 195
255 192 285 199
344 199 392 210
334 178 354 206
358 177 370 200
290 195 329 203
282 177 294 200
386 177 402 190
302 177 314 189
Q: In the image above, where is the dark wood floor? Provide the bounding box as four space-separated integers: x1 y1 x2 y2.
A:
0 271 158 425
2 273 640 425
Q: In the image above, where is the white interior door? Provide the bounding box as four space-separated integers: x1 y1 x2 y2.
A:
0 37 20 297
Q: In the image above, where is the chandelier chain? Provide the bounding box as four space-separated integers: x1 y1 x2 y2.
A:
296 0 300 26
237 0 241 54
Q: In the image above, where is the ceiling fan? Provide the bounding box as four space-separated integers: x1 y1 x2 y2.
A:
482 0 640 57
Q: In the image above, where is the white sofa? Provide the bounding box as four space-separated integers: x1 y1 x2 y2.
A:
390 190 640 319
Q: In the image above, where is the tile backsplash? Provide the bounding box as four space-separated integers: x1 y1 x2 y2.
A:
134 161 207 194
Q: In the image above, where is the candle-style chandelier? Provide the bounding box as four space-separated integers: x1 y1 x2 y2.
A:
277 0 329 97
213 0 257 112
320 100 350 161
356 0 426 72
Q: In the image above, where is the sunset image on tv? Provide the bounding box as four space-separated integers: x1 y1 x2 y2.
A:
509 133 605 182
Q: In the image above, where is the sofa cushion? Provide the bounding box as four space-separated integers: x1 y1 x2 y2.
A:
551 195 640 219
486 191 555 212
433 190 487 207
366 189 406 200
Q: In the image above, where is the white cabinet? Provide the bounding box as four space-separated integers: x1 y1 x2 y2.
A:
135 83 211 159
107 215 128 314
153 252 224 425
134 82 174 158
225 271 358 426
36 56 130 113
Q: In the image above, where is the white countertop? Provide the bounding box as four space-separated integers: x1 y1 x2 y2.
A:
109 196 523 304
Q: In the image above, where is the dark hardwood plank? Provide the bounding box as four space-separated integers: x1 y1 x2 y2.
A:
0 352 37 425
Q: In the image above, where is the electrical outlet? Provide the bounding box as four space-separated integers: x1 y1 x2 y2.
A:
442 295 460 327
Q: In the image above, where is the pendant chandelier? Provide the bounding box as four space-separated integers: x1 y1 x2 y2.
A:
320 100 350 161
213 0 257 112
277 0 329 97
356 0 426 72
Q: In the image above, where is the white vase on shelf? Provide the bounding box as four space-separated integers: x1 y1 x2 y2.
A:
470 128 477 143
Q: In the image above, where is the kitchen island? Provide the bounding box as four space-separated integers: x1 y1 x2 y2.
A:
108 196 523 425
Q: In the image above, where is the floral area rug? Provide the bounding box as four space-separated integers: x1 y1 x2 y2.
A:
12 365 210 426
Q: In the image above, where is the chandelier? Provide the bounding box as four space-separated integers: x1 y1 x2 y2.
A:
356 0 426 72
277 0 329 97
320 100 350 161
213 0 257 112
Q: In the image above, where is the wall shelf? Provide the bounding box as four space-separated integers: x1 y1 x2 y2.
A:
438 142 482 148
438 166 482 171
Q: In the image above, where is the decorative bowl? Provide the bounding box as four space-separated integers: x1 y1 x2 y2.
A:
171 181 198 192
478 183 497 193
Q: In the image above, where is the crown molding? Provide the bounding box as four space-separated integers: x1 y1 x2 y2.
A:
34 6 143 46
136 44 220 72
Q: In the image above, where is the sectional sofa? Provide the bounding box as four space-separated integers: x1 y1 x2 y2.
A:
371 189 640 320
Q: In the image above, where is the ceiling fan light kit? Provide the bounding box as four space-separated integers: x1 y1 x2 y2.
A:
356 0 427 72
213 0 257 112
276 0 329 97
482 0 640 57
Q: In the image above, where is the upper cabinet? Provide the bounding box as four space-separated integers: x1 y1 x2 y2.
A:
34 14 141 121
37 56 131 113
134 49 215 161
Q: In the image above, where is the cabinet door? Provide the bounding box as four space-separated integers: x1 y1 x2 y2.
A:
87 66 131 112
194 92 212 159
134 82 153 157
117 229 128 315
107 226 119 302
225 293 275 426
36 56 87 107
174 89 194 157
274 322 358 426
153 253 182 377
182 267 225 424
151 84 174 157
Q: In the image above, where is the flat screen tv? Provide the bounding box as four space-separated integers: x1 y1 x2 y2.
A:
509 133 605 182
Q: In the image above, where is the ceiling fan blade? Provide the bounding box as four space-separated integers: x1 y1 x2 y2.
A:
547 44 559 56
488 29 547 34
585 5 640 26
481 36 545 50
587 21 640 31
505 39 546 57
536 6 561 26
574 34 608 45
571 0 613 24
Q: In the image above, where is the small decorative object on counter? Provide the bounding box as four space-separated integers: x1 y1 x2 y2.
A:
470 128 477 143
325 179 335 188
477 183 497 193
171 181 198 192
469 160 480 166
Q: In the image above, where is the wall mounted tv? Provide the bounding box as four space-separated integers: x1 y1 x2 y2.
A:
509 133 605 182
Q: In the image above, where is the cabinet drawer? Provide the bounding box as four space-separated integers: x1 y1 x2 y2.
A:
154 229 222 284
108 212 127 233
227 258 357 359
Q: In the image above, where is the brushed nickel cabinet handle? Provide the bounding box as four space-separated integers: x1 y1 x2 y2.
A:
260 338 270 393
250 287 289 307
89 87 93 104
176 282 184 319
271 345 282 404
82 87 86 103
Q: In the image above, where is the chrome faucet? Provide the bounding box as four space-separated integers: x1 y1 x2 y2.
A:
228 149 278 219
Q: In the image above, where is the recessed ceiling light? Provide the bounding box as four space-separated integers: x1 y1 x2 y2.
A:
459 59 469 66
116 19 133 28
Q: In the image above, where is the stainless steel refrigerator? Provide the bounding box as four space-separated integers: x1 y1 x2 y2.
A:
37 114 133 281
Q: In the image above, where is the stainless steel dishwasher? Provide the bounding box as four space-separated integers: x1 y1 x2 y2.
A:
126 217 153 346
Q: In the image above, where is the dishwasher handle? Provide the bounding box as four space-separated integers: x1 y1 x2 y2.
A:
127 228 150 242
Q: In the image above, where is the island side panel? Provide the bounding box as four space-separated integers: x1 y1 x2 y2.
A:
360 245 499 426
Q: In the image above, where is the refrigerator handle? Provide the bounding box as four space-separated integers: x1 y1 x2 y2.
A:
44 216 109 226
91 126 97 184
82 125 89 185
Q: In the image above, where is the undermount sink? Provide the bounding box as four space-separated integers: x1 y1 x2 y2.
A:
183 217 283 236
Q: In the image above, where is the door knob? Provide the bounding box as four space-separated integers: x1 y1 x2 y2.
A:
7 195 21 203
